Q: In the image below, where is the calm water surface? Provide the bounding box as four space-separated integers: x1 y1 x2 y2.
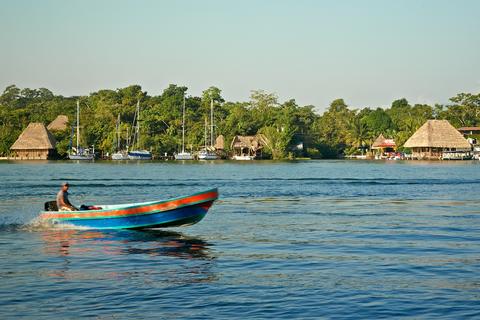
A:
0 160 479 319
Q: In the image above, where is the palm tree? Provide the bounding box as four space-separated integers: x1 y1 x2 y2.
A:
347 116 369 154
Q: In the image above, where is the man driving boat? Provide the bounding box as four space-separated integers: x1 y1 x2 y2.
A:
56 182 77 211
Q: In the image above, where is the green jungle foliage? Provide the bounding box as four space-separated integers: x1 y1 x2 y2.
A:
0 84 478 159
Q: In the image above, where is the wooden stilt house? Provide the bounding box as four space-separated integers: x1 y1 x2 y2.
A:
404 120 472 160
10 123 57 160
230 135 266 159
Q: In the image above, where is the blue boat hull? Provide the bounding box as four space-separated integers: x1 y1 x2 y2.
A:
128 150 152 160
41 188 218 230
51 202 211 230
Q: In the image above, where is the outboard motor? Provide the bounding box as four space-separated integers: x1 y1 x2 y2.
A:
44 201 58 211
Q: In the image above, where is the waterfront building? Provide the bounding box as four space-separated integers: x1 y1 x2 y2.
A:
371 134 396 159
10 123 57 160
230 135 266 160
212 135 226 159
457 127 480 137
404 120 471 160
458 127 480 160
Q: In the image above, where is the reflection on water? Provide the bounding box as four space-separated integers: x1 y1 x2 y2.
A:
41 229 213 260
38 228 216 283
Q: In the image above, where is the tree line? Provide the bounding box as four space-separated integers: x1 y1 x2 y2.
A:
0 84 478 159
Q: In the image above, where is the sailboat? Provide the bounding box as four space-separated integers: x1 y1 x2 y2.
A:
111 114 129 160
174 95 194 160
198 99 218 160
68 100 95 160
128 100 152 160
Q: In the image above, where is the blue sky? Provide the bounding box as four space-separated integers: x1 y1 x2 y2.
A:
0 0 479 110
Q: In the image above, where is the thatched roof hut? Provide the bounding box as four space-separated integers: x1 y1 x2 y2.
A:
230 135 267 158
372 134 396 149
47 115 69 131
404 120 471 160
10 123 57 159
231 135 265 150
404 120 471 149
214 135 225 150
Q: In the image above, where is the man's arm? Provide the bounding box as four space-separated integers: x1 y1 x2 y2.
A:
64 194 77 210
57 195 67 208
58 193 74 209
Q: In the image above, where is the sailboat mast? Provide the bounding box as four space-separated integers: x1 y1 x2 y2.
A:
76 100 80 153
116 114 121 151
204 117 208 149
210 98 214 147
136 100 140 150
126 127 129 151
182 95 186 153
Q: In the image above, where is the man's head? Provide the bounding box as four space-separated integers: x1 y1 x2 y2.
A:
61 182 69 191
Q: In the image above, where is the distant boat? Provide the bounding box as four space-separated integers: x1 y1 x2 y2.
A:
174 95 194 160
111 152 129 160
40 188 219 230
128 150 153 160
68 100 95 160
128 100 152 160
112 114 129 160
198 99 218 160
232 155 255 161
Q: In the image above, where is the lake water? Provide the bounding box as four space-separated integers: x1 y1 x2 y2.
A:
0 160 479 319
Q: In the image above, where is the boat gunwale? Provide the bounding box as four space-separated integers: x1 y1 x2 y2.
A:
40 188 218 219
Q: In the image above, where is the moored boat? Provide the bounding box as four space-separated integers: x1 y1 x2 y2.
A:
69 152 95 161
112 114 129 160
68 100 95 160
232 155 254 160
174 94 194 161
198 150 218 160
128 100 152 160
112 151 129 160
40 188 219 230
128 150 153 160
174 152 195 160
198 99 218 160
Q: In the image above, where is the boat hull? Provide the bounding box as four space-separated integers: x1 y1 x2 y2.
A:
69 154 95 160
128 150 152 160
174 152 194 160
198 151 218 160
40 189 218 230
232 155 254 160
112 152 129 160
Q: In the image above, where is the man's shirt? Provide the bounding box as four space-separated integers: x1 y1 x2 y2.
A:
56 190 70 208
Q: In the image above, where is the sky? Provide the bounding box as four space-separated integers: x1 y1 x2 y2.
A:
0 0 479 111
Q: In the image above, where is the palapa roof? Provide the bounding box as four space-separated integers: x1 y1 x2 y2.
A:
47 115 69 131
215 135 225 150
372 134 396 149
10 123 57 150
404 120 471 149
230 135 266 151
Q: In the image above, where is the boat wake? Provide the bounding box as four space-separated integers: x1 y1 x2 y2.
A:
5 217 94 232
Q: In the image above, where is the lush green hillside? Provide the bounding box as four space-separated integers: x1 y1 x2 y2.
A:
0 84 478 159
